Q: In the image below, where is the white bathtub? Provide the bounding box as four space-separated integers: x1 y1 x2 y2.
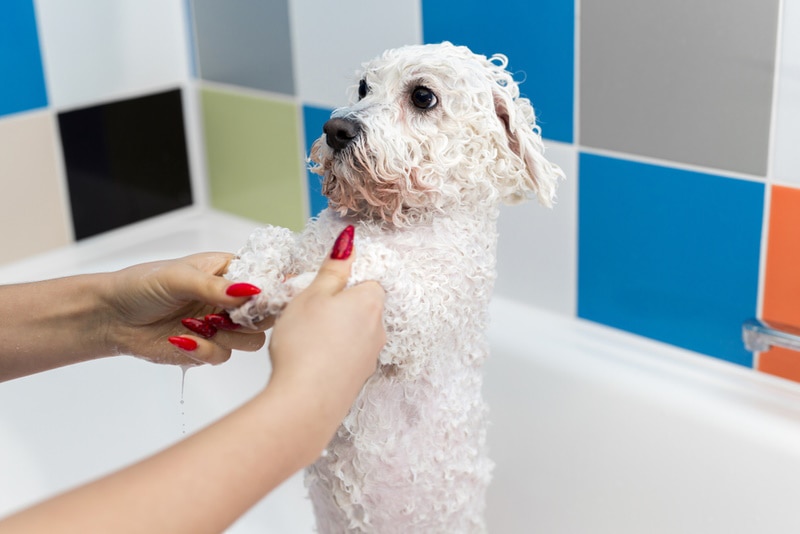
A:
3 209 800 533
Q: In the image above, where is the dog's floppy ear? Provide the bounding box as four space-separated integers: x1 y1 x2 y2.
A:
492 86 564 207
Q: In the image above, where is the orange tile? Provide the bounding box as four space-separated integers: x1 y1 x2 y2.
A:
759 185 800 380
762 185 800 324
758 347 800 383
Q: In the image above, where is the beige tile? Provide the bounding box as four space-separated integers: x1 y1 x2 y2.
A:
0 112 71 266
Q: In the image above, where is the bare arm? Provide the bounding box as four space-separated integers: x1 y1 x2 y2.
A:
0 252 266 382
0 230 386 533
0 274 113 380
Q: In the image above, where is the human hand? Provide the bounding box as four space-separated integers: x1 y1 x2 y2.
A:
266 226 386 427
102 252 269 367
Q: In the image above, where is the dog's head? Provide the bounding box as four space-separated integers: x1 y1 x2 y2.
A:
309 42 564 226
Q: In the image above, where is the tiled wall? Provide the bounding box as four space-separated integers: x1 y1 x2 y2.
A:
3 0 800 383
0 0 196 262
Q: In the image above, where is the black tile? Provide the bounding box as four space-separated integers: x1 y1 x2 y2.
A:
59 89 193 240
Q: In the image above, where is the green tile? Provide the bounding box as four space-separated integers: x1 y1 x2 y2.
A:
201 87 305 230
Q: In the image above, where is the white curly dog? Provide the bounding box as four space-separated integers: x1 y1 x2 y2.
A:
225 42 563 533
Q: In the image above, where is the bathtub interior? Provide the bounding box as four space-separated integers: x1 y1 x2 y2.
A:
3 209 800 533
485 299 800 533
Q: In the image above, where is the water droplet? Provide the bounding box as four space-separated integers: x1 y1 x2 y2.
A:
179 365 191 436
179 364 191 403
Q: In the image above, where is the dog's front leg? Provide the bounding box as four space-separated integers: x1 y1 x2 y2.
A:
224 225 301 328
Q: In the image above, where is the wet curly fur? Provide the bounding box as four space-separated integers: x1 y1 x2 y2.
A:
225 42 563 533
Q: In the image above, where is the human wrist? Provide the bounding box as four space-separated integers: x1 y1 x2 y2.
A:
63 273 119 358
78 271 128 358
257 372 351 464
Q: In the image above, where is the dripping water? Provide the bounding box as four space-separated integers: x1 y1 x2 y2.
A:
179 364 191 435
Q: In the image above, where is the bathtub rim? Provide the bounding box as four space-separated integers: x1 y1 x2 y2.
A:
487 296 800 453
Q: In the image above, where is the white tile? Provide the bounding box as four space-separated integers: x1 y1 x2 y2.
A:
0 112 71 266
35 0 190 109
495 142 577 316
772 0 800 184
289 0 422 108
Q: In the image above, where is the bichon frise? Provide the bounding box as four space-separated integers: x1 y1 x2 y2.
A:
225 41 563 533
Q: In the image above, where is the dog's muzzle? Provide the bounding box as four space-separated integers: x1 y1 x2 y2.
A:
323 117 361 151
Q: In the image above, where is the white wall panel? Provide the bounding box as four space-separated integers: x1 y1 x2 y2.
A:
290 0 422 108
35 0 190 109
495 142 577 316
772 0 800 184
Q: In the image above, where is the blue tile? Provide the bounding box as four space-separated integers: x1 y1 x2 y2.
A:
422 0 573 143
577 153 764 366
303 105 332 217
0 0 48 116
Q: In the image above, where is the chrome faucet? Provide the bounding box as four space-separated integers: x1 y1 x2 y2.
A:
742 318 800 353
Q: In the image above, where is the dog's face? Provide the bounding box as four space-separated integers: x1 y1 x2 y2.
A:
310 42 564 226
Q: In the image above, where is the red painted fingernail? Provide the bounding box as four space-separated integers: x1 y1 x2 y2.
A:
205 312 240 330
331 225 355 260
181 318 217 338
168 336 198 351
226 283 262 297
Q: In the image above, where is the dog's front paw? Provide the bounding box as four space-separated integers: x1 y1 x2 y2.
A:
225 225 298 328
227 271 316 328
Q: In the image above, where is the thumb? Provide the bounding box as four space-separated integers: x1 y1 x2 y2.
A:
306 225 356 297
168 252 261 308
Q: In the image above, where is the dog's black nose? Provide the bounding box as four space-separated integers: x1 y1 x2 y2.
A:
323 118 361 151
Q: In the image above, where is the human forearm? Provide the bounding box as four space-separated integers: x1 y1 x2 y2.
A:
0 230 384 532
0 253 269 382
0 274 114 382
0 381 337 534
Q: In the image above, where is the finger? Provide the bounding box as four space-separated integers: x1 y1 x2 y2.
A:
180 314 273 346
305 225 356 298
344 280 386 304
208 330 267 353
252 315 276 331
166 253 263 308
206 314 275 332
340 280 387 338
203 311 275 333
168 335 233 366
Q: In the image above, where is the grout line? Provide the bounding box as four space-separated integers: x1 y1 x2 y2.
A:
754 182 773 370
295 101 311 220
573 0 581 146
753 0 781 371
47 109 75 243
578 145 769 184
30 0 53 112
758 187 775 323
182 79 210 209
54 82 187 114
197 79 298 105
286 0 312 220
286 0 301 105
184 0 200 79
766 0 786 183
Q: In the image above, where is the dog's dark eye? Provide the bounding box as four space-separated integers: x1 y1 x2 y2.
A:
358 79 369 100
411 86 437 110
